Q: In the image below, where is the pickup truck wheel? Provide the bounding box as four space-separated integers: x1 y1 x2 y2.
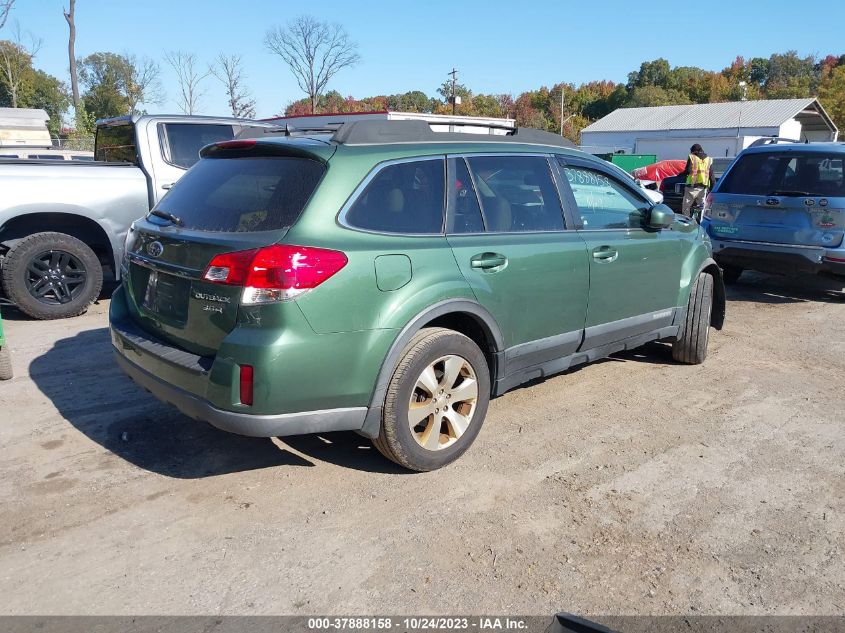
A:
1 232 103 320
721 265 743 285
0 345 11 380
374 327 491 471
672 272 714 365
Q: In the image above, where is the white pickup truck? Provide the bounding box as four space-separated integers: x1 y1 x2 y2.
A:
0 114 271 319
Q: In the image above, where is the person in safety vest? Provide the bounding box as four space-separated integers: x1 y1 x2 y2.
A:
681 143 715 218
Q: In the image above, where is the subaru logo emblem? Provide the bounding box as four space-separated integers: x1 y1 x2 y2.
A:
146 241 164 257
765 197 779 206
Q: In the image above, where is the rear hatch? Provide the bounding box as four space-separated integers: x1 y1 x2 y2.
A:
708 149 845 247
122 140 330 356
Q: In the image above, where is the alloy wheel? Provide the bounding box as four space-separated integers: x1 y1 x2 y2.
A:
25 250 88 305
408 354 479 451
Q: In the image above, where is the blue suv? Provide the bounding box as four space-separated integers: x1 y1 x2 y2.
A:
703 141 845 283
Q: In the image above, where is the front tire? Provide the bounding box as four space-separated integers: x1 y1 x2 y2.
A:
374 327 491 471
672 272 714 365
1 232 103 320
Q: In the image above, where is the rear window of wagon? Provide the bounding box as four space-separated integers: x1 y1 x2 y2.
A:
152 157 326 232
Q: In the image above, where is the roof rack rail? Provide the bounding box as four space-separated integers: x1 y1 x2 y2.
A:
329 119 575 148
748 136 804 148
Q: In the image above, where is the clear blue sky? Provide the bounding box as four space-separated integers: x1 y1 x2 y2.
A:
8 0 845 119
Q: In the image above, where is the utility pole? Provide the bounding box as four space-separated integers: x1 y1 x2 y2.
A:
449 67 458 115
560 84 565 136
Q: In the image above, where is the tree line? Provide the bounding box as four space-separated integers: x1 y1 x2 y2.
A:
1 1 843 145
284 52 845 143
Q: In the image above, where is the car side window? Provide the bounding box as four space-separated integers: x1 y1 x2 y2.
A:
466 155 565 232
561 165 649 230
447 158 485 233
345 158 445 234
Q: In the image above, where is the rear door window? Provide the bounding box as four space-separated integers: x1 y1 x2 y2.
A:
160 123 235 169
465 155 565 232
345 158 445 234
152 157 325 232
719 152 845 197
447 158 485 233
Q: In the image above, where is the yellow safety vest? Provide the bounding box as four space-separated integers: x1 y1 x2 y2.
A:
686 154 712 187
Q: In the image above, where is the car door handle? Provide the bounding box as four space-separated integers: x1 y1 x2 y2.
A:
470 252 508 270
161 183 174 190
591 246 618 263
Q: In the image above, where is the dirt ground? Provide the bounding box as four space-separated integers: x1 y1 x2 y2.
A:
0 272 843 616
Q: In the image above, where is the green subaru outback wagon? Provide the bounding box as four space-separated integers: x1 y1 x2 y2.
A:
110 120 725 471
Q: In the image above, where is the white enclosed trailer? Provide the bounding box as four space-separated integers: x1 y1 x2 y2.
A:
0 108 52 149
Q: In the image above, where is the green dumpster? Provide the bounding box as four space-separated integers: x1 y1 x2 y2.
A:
610 154 657 173
590 153 658 174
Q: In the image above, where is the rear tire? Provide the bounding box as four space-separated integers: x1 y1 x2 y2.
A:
721 265 743 285
672 272 714 365
0 345 11 380
374 327 491 471
1 232 103 320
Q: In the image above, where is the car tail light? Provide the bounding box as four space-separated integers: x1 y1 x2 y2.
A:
202 244 348 304
239 364 254 406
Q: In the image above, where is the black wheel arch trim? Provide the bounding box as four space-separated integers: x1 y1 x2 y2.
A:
359 298 505 439
696 257 726 330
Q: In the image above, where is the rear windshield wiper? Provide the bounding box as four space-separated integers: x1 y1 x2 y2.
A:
769 190 811 197
148 209 183 226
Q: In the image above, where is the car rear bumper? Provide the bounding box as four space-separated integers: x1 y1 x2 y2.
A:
709 237 845 276
108 283 375 438
112 347 367 437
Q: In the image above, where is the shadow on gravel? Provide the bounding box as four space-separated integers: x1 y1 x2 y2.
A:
279 432 411 475
29 327 314 478
610 341 675 365
726 271 845 304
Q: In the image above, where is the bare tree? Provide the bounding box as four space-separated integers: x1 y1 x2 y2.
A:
0 0 14 31
210 53 256 119
164 50 209 115
264 15 360 114
124 54 163 114
63 0 80 110
0 23 42 107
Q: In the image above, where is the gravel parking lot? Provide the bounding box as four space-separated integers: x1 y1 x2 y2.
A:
0 272 843 615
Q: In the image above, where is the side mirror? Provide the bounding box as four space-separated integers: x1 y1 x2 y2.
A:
647 204 675 229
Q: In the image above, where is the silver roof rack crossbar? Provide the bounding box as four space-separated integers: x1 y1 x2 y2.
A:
330 119 575 148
